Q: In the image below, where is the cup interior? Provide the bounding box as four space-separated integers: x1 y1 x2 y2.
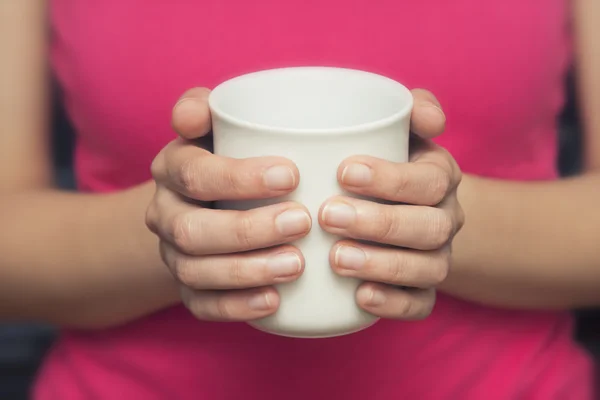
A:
209 67 412 133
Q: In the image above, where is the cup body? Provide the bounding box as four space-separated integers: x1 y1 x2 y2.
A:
209 67 413 338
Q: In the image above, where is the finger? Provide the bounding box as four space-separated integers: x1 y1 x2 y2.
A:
338 155 454 206
410 88 446 140
330 241 450 288
151 138 300 201
150 188 311 255
172 87 212 139
356 282 436 320
181 286 279 322
319 196 454 250
161 242 304 289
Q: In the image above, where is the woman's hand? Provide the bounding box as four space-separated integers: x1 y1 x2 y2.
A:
320 89 464 320
146 88 311 322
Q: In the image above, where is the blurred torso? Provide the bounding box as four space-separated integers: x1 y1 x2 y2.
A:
37 1 592 399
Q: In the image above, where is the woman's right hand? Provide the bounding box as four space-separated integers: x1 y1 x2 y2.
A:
146 88 311 322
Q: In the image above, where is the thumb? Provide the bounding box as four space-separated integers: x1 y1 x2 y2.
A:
171 87 212 140
410 88 446 140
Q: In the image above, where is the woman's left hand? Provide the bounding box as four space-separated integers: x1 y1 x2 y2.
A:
319 89 464 320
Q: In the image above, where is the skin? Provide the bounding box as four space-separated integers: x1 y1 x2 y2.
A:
0 1 178 329
146 88 461 321
0 0 599 329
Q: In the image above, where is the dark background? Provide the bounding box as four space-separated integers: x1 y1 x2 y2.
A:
0 73 597 399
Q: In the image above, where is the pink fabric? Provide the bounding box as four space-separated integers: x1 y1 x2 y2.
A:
37 1 593 398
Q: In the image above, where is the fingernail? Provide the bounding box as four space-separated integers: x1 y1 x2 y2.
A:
263 166 295 190
275 209 311 236
335 246 366 270
368 289 386 306
267 252 302 277
322 202 356 228
248 292 273 311
426 103 445 120
173 98 197 114
341 164 372 186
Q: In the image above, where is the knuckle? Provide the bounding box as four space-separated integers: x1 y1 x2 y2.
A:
200 159 243 200
394 296 415 319
178 158 200 194
234 214 256 250
182 291 204 319
189 299 208 321
376 209 400 243
395 291 436 321
388 252 410 285
150 155 163 181
150 144 173 181
430 252 450 285
392 168 411 198
220 164 239 194
412 306 433 320
148 189 176 236
172 256 197 287
454 164 463 186
455 205 466 231
171 212 196 252
436 146 453 162
429 166 451 205
228 257 246 287
427 209 454 248
215 296 234 320
145 203 157 233
417 292 437 320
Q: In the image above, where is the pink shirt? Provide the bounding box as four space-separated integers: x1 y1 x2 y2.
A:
37 1 593 398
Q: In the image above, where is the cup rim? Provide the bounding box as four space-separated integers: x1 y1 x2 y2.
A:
208 67 413 136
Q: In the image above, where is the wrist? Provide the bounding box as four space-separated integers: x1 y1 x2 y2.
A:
111 182 181 307
437 174 482 298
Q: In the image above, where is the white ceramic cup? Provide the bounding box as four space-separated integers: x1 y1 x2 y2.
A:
209 67 413 338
